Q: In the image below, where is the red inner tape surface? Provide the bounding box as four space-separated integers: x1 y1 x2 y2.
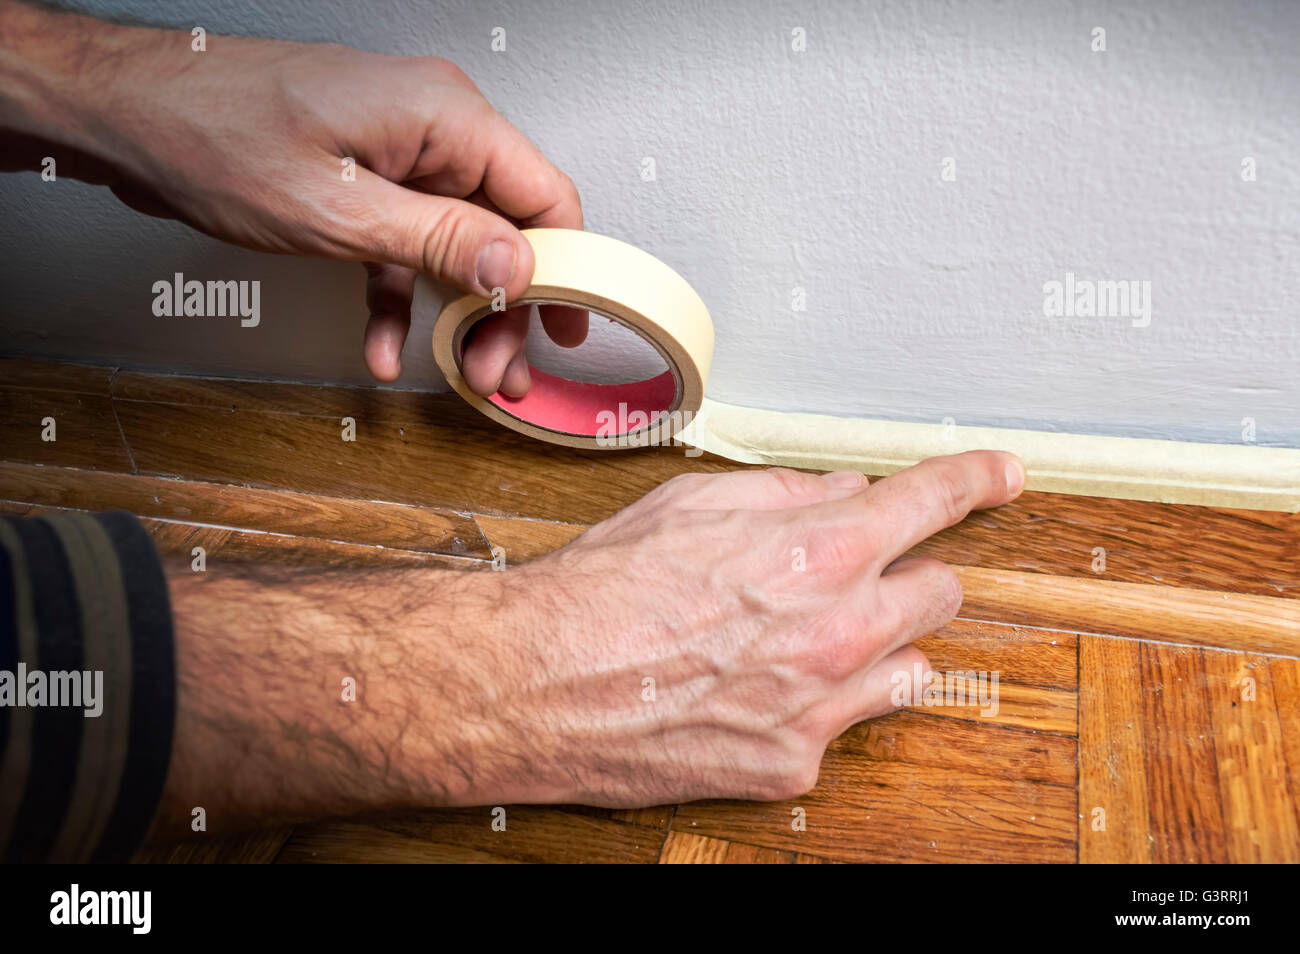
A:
486 366 677 437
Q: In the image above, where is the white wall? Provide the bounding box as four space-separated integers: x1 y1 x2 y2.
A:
2 0 1297 447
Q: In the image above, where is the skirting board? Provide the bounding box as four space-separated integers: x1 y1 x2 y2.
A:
679 399 1300 513
954 566 1300 658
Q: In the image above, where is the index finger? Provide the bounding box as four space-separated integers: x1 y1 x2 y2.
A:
419 62 583 229
477 110 583 231
836 451 1025 569
475 110 588 349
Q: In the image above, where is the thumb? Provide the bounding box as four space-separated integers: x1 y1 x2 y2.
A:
355 172 536 301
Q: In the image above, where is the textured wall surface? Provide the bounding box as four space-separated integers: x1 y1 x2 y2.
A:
2 0 1297 446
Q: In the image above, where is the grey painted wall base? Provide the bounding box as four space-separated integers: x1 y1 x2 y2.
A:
2 0 1296 448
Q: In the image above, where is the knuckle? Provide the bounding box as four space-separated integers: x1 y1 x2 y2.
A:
863 591 906 644
929 463 971 525
419 55 466 84
935 564 964 616
807 615 869 680
635 472 715 513
770 760 822 801
764 467 811 502
806 523 865 578
662 471 713 499
903 645 932 678
557 170 581 204
742 736 828 803
417 206 464 279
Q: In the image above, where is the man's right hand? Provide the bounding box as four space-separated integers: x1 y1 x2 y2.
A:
459 450 1025 807
157 450 1023 833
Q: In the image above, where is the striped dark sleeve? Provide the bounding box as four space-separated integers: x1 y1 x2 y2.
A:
0 511 175 863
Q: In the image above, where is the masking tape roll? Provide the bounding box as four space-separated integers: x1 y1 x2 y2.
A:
433 228 714 450
435 229 1300 512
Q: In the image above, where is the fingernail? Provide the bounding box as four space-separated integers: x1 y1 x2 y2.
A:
1005 459 1025 498
828 470 866 490
475 240 516 296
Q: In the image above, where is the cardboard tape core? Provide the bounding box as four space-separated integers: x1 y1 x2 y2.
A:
451 298 682 438
434 229 714 450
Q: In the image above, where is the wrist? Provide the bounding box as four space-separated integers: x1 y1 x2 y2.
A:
407 564 580 808
0 2 174 171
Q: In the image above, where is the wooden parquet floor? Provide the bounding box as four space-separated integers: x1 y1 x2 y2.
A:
2 357 1296 863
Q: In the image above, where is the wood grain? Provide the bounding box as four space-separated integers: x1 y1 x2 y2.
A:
659 831 801 864
1078 635 1150 863
1203 651 1300 862
137 518 482 571
673 615 1083 865
558 804 675 830
0 460 491 558
0 389 133 472
916 495 1297 599
1140 643 1227 863
1270 656 1300 844
1081 641 1300 864
112 398 734 524
665 620 1080 864
113 370 442 421
956 565 1300 658
673 710 1078 863
913 620 1077 734
0 357 116 395
277 807 665 864
473 514 586 563
133 828 293 864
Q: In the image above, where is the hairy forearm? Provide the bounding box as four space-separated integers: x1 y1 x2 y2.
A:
151 561 523 838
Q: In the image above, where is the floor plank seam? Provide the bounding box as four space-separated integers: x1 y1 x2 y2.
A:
1137 646 1157 864
650 827 671 864
268 828 297 865
1200 646 1235 863
108 389 141 476
1074 635 1081 865
658 805 680 863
